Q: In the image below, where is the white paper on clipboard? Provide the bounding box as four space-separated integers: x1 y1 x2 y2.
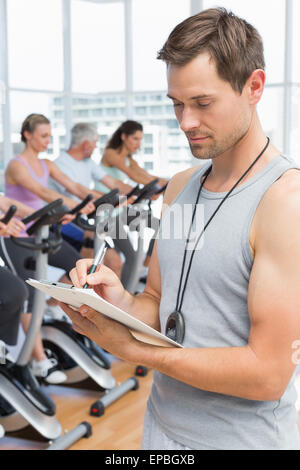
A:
26 279 183 348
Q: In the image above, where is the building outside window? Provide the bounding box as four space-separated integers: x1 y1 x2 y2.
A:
0 0 299 192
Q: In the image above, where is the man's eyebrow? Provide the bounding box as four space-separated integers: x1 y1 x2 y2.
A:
167 94 213 101
190 94 213 100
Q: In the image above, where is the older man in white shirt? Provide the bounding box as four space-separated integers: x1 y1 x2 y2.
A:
49 123 133 277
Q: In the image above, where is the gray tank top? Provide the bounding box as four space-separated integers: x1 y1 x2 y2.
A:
148 154 300 450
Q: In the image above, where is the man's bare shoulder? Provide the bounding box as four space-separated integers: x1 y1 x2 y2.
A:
253 168 300 250
163 165 202 207
259 168 300 210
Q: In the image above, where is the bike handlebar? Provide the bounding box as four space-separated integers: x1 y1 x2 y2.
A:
125 184 141 199
155 182 168 195
92 189 120 209
132 178 160 205
22 199 63 225
68 194 94 215
0 205 17 224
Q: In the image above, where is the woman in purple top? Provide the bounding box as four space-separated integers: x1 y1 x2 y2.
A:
3 114 95 384
5 114 96 215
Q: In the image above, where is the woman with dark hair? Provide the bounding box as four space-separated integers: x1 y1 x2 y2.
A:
96 120 168 269
95 120 168 192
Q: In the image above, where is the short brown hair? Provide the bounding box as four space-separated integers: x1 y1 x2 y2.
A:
157 7 265 94
21 113 50 143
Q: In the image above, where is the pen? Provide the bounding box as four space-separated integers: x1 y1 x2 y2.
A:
83 241 108 289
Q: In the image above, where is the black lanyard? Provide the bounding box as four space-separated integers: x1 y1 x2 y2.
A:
165 137 270 344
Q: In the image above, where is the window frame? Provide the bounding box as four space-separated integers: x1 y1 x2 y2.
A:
0 0 298 173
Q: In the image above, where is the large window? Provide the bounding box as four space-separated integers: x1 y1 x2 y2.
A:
291 86 300 158
0 0 299 193
203 0 286 84
71 0 125 93
258 87 284 149
10 91 65 161
7 0 63 91
203 0 287 154
132 0 190 91
291 0 300 159
70 93 127 164
293 0 300 82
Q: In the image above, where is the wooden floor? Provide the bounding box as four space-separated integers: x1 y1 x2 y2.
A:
3 365 300 450
0 359 153 450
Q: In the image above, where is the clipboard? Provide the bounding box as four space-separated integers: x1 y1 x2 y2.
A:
26 279 183 349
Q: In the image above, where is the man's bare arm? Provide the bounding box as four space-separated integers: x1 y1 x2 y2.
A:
45 160 96 201
128 173 300 401
60 166 300 402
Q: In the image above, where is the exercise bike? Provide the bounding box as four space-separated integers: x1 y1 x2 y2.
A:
41 181 164 414
76 180 164 384
0 201 93 448
40 192 141 415
90 179 163 294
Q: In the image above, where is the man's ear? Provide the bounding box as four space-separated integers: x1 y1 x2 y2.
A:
246 69 266 106
82 140 90 151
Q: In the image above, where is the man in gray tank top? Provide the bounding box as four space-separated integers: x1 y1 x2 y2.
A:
60 8 300 449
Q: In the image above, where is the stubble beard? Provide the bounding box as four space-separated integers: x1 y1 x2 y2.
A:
188 121 250 161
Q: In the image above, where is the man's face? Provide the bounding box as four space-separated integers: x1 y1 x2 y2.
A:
82 139 97 159
167 53 253 161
